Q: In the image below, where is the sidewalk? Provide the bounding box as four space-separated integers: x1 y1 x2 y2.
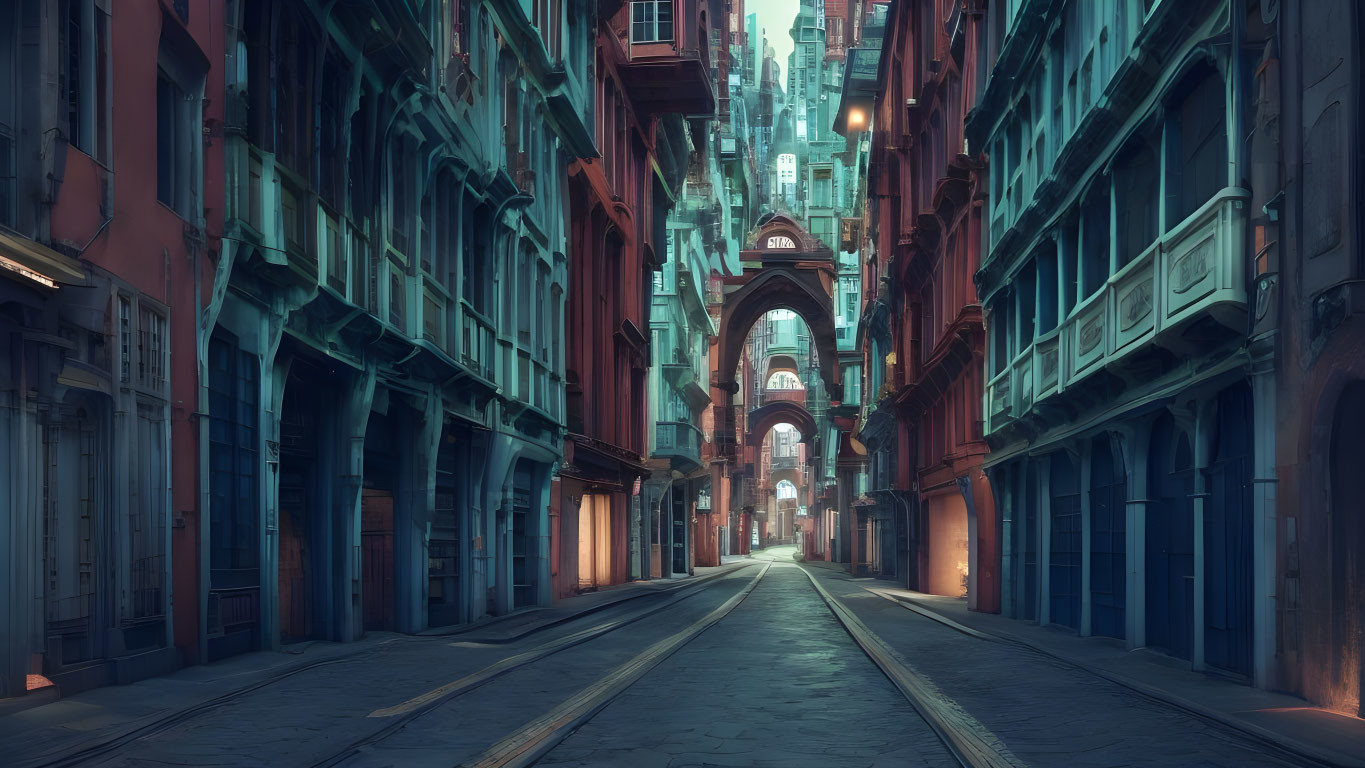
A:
808 562 1365 767
0 560 757 766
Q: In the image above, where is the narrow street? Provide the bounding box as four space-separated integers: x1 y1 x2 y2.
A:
1 549 1322 768
2 0 1364 764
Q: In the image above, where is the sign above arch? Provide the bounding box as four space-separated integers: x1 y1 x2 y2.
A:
742 214 833 262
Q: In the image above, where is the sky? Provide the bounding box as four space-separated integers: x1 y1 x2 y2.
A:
746 0 798 78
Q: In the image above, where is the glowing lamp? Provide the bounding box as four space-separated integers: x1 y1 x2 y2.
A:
847 107 867 130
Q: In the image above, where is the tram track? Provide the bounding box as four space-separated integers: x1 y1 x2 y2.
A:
19 563 759 768
338 555 1008 768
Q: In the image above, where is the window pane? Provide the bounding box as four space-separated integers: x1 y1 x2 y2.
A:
156 73 175 207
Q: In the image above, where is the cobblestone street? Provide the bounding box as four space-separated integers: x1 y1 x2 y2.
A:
3 550 1350 768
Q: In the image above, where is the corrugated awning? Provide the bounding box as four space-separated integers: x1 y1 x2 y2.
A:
0 228 86 288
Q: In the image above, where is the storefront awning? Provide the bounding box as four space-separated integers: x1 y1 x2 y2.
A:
0 228 86 288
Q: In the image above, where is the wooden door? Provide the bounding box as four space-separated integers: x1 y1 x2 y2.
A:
361 490 395 631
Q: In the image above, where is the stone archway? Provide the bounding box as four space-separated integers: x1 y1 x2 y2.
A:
746 400 818 449
714 215 841 457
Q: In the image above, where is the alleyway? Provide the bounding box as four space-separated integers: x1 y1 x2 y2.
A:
3 0 1365 764
2 551 1327 768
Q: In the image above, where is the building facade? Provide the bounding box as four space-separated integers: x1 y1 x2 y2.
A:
556 1 715 596
0 0 220 696
1272 0 1365 719
971 0 1273 684
207 0 586 658
862 0 996 609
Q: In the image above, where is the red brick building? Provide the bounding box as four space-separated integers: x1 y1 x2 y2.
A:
555 1 716 595
867 0 998 611
0 0 222 694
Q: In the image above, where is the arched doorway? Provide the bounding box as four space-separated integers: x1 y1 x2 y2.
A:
1329 382 1365 716
1090 435 1127 640
1206 383 1254 677
1146 413 1195 661
1049 451 1082 632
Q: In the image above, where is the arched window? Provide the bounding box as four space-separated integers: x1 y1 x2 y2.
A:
1167 65 1227 224
1114 135 1160 266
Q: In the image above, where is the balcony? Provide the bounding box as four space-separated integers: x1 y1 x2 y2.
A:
758 388 806 407
618 1 715 116
662 362 711 412
654 420 704 471
983 189 1249 437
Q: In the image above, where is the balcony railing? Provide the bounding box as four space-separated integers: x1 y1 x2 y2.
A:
984 189 1249 436
654 420 703 468
758 388 805 407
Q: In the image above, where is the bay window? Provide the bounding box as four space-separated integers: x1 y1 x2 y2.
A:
631 0 674 44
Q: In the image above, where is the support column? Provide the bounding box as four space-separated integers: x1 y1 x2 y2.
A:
1192 399 1214 672
1250 348 1278 689
1122 424 1151 650
1039 455 1052 628
993 465 1014 619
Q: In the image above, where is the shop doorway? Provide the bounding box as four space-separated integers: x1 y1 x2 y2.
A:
1090 436 1127 640
1146 414 1195 661
511 463 536 608
361 490 395 631
278 372 323 644
43 396 105 670
579 493 611 590
428 432 461 627
1049 452 1082 632
1206 383 1254 678
207 334 261 660
924 492 968 597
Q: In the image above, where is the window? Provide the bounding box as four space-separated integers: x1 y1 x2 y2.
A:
208 334 259 575
1080 183 1110 297
156 58 201 219
1170 67 1227 224
389 135 416 258
1115 138 1159 266
274 10 315 175
119 294 168 393
1036 248 1058 333
518 246 534 345
631 0 674 43
463 198 491 315
60 0 110 162
990 295 1010 375
811 169 832 207
0 1 17 227
533 0 562 59
319 53 349 206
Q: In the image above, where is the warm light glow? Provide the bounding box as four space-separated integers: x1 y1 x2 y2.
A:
0 254 58 288
848 107 867 130
26 674 54 691
578 494 612 589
